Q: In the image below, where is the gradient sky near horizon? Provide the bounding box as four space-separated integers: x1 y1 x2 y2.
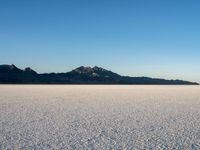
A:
0 0 200 82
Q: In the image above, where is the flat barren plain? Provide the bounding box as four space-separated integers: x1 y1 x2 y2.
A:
0 85 200 149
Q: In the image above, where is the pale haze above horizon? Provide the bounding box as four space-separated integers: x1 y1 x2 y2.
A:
0 0 200 83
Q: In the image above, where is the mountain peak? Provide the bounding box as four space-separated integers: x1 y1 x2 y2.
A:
0 64 22 72
93 66 107 72
69 66 121 79
73 66 108 73
73 66 93 73
10 64 17 70
24 67 37 74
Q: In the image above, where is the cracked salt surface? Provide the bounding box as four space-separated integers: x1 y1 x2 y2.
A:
1 85 200 149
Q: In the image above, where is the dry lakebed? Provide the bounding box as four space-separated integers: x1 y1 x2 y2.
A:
0 85 200 149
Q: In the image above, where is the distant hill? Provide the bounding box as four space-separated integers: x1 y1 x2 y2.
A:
0 64 198 85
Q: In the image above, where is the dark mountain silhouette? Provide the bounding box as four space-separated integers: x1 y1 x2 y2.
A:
0 64 198 84
0 64 38 83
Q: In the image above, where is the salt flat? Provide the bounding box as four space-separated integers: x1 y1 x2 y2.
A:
0 85 200 149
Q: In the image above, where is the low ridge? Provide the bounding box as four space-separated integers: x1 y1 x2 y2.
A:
0 64 198 84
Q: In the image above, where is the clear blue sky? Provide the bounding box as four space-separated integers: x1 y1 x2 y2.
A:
0 0 200 82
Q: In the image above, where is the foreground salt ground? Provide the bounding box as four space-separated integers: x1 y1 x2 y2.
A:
0 85 200 149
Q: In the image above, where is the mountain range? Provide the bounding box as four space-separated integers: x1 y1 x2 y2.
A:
0 64 198 85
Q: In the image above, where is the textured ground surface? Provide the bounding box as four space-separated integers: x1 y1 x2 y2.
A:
0 85 200 149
